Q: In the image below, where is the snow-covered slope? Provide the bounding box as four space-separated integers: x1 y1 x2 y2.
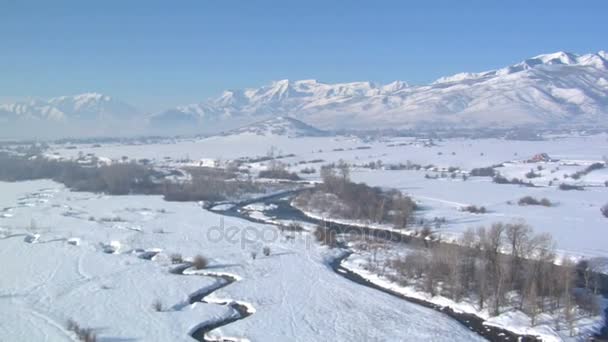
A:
0 93 138 122
222 116 328 138
155 51 608 130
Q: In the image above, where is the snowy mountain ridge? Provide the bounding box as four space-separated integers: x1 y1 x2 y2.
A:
154 50 608 130
433 51 608 84
0 93 138 122
2 50 608 137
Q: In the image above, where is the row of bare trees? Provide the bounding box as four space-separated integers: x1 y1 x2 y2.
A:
389 222 601 334
0 152 259 201
294 161 416 227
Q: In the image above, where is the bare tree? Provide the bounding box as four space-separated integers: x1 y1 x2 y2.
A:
506 222 531 288
337 159 351 182
525 281 540 326
483 223 506 316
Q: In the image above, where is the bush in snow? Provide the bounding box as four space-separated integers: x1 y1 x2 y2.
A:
170 253 183 264
192 255 208 270
525 170 541 179
559 183 584 191
518 196 553 207
278 222 304 232
300 167 316 174
461 205 486 214
258 168 301 181
263 246 271 256
602 203 608 218
470 167 495 177
313 226 337 247
152 299 164 312
250 251 257 260
66 319 97 342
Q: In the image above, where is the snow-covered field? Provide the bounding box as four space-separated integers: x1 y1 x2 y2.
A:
2 129 607 341
46 132 608 260
49 132 608 171
0 180 486 341
350 170 608 259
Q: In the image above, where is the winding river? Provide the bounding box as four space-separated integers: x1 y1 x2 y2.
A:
207 193 543 342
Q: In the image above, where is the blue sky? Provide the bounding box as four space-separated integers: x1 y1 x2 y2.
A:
1 0 606 111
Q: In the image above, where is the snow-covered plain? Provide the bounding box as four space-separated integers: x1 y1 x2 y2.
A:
0 180 486 341
3 128 607 341
47 132 608 260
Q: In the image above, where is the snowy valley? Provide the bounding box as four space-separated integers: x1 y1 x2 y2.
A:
1 116 607 341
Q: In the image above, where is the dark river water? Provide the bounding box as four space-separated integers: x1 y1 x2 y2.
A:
207 193 545 342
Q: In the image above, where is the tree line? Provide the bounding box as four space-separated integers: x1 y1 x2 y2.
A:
385 222 603 336
294 161 416 228
0 152 258 201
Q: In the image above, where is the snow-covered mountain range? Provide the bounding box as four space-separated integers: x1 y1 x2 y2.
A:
0 93 141 139
153 51 608 130
0 93 138 122
2 50 607 137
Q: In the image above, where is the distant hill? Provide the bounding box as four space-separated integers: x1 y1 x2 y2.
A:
221 116 328 138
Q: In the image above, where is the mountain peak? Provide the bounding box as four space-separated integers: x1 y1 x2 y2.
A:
433 50 608 84
530 51 578 65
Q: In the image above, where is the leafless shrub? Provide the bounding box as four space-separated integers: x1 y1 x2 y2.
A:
559 183 584 191
250 251 257 260
170 253 183 264
279 222 304 232
313 225 337 247
258 168 300 180
419 225 433 239
152 299 164 312
263 246 271 256
258 159 300 180
518 196 553 207
525 170 541 179
470 167 496 177
601 203 608 218
571 162 605 180
66 319 97 342
99 216 125 222
461 205 487 214
300 167 316 174
192 255 208 270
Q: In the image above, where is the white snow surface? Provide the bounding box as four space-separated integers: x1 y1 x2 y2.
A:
0 180 486 341
47 133 608 259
